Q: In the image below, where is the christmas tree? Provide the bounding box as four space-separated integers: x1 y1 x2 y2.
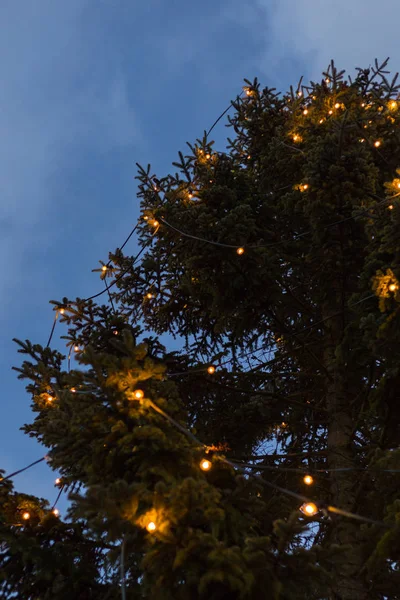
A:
2 58 400 599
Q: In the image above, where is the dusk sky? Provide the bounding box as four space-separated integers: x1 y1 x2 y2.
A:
2 0 399 515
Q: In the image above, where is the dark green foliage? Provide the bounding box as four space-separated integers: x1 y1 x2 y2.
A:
5 58 400 598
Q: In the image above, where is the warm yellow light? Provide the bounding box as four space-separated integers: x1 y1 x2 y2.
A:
59 308 65 315
74 345 79 352
359 138 365 143
146 521 156 532
47 394 54 402
328 110 333 115
319 118 324 124
152 220 159 227
389 283 398 292
397 182 400 189
205 153 211 160
207 365 216 374
389 100 397 110
325 78 330 83
22 512 30 521
70 387 77 393
334 103 340 109
374 140 381 147
303 475 314 485
236 247 245 255
133 389 144 400
200 458 212 471
361 102 365 107
297 90 302 97
146 293 153 299
102 265 107 272
188 192 193 199
303 109 308 115
281 422 287 427
388 204 394 210
143 215 149 220
300 502 318 516
55 478 61 485
293 134 301 142
53 508 60 516
247 155 251 160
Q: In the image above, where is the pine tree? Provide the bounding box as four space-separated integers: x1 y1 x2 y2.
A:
5 59 400 599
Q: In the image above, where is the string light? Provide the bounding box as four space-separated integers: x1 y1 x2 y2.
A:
133 389 144 401
374 140 381 147
207 365 216 374
236 247 245 255
292 134 302 142
146 521 156 532
388 204 394 210
102 265 107 272
334 102 340 109
303 109 308 115
22 512 30 521
52 508 60 516
389 100 397 110
389 283 398 292
303 475 314 485
70 388 77 393
146 293 153 299
47 394 54 402
200 458 212 471
55 477 61 485
59 308 65 315
74 345 80 352
300 502 318 516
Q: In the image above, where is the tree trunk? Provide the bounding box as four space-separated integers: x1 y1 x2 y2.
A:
323 302 369 600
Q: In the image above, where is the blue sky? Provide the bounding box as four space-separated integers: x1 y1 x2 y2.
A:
2 0 400 515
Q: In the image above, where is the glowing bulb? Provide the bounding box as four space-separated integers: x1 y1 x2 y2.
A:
388 204 394 210
188 192 193 199
300 184 309 192
102 265 107 272
389 100 397 110
303 109 308 115
325 78 330 84
22 512 30 521
146 521 156 532
143 215 149 220
47 394 54 402
152 220 159 227
281 422 287 427
53 508 60 516
205 154 211 160
70 388 76 393
328 110 333 115
359 139 365 143
133 389 144 400
200 458 212 471
247 155 251 160
389 283 397 292
303 475 314 485
297 90 302 97
300 502 318 516
236 247 245 255
361 102 365 107
374 140 381 147
319 118 324 124
207 365 216 374
397 183 400 189
334 103 340 109
146 293 153 299
74 345 79 352
293 134 301 142
55 478 61 485
59 308 65 315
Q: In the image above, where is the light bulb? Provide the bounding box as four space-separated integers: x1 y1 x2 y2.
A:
22 512 30 521
334 103 340 109
133 389 144 400
53 508 60 516
303 475 314 485
389 100 397 110
205 154 211 159
300 502 318 516
236 247 245 255
70 388 76 393
303 109 308 115
328 110 333 115
143 215 149 220
59 308 65 315
389 283 397 292
102 265 107 272
146 521 156 532
55 478 61 485
152 220 159 227
388 205 394 210
188 192 193 199
207 365 216 374
293 134 301 142
47 394 54 402
374 140 381 147
74 345 79 352
146 293 153 299
319 118 324 124
200 458 212 471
